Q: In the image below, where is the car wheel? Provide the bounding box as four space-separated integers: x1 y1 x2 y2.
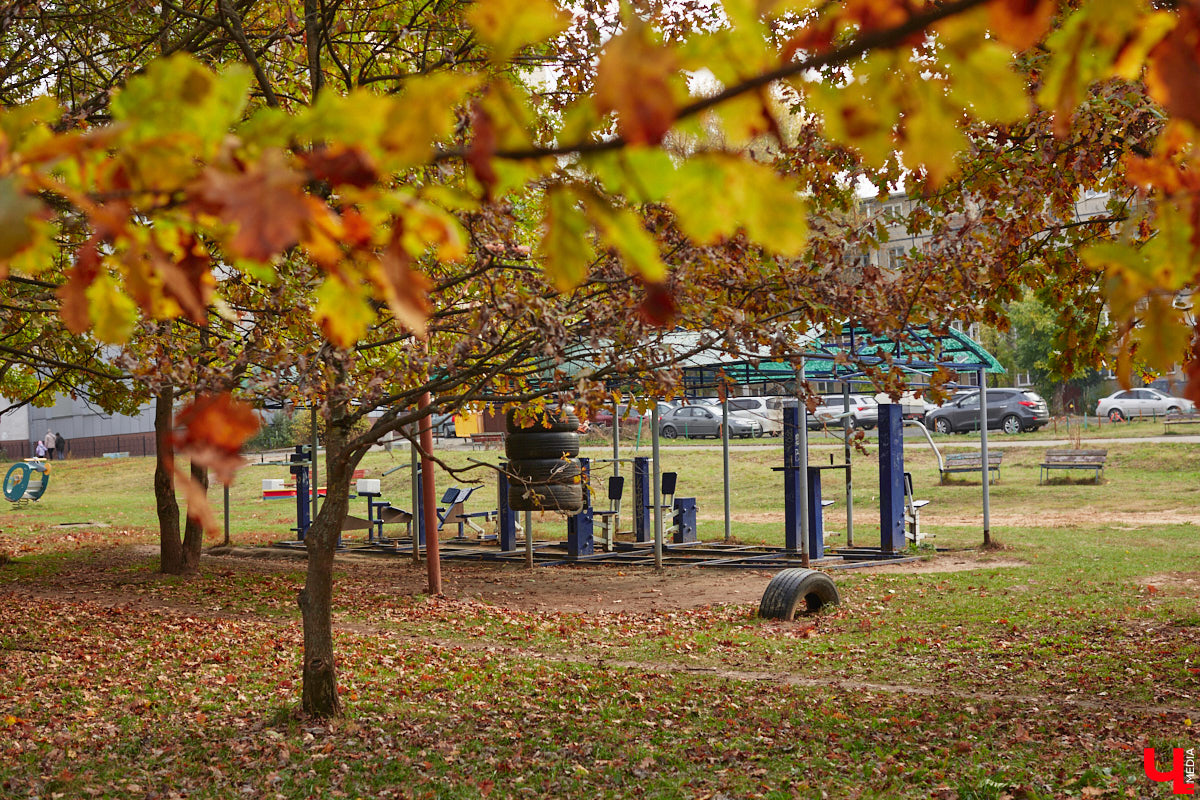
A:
661 425 677 439
1167 406 1181 415
1001 414 1022 435
755 429 764 438
934 417 952 435
1107 408 1126 422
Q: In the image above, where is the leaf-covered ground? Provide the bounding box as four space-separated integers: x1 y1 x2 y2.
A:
2 527 1197 800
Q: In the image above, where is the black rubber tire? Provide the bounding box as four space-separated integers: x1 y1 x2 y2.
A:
1167 406 1182 415
1108 408 1126 422
758 569 840 619
507 458 582 484
505 431 580 460
507 482 584 513
933 417 952 434
661 425 678 439
506 408 580 433
1001 414 1022 435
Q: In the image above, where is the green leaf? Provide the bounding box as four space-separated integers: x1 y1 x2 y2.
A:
468 0 570 62
588 148 678 204
86 273 137 344
667 156 808 256
0 176 43 264
540 186 596 291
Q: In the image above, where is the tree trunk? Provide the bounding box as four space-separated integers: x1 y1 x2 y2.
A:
297 421 356 717
155 385 185 575
181 461 208 572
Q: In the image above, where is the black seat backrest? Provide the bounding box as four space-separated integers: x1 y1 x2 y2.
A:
608 476 625 501
441 487 459 505
660 471 678 495
903 471 914 498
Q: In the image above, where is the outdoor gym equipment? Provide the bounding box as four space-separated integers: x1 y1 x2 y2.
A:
4 459 51 505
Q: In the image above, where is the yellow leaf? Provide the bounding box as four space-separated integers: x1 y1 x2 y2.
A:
85 273 137 344
584 196 666 282
946 42 1029 124
468 0 570 62
540 185 595 291
313 277 375 347
901 80 965 186
381 75 483 167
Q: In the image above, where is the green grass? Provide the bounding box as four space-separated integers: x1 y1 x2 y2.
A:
2 438 1199 798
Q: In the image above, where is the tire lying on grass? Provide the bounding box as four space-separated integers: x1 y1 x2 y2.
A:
758 568 840 619
505 431 580 460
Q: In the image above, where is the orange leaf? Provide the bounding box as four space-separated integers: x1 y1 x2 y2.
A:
173 393 260 485
1145 5 1200 129
594 24 678 145
988 0 1056 51
466 102 498 200
374 221 431 335
190 150 312 262
175 463 220 535
57 239 101 334
638 282 678 327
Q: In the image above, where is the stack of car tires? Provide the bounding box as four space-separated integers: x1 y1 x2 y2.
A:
505 409 584 513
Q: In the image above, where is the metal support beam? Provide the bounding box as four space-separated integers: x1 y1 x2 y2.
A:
979 369 992 545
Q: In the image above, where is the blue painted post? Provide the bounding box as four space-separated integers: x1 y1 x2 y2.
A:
566 458 595 557
806 467 824 559
878 403 905 553
633 456 650 543
290 446 310 541
671 498 697 543
497 463 517 552
783 406 801 552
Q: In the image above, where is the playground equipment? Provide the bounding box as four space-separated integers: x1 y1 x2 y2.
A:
3 459 51 505
504 409 585 513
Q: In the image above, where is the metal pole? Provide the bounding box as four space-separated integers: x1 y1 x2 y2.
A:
410 431 420 564
524 509 533 569
842 381 853 548
979 370 991 546
612 398 620 478
797 367 810 567
722 394 731 544
651 401 662 569
310 406 319 523
223 484 231 546
420 393 442 594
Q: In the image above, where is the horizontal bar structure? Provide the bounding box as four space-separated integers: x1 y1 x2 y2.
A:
272 536 930 570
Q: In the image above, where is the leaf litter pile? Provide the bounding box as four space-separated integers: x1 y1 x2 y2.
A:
2 538 1197 799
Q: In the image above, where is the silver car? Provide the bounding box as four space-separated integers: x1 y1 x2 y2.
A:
809 394 879 430
1096 388 1195 421
659 405 760 439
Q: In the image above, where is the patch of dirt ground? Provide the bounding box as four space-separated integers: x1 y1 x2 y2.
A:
8 545 1029 616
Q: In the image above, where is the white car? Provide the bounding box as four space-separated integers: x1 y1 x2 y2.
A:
1096 388 1195 421
724 396 783 436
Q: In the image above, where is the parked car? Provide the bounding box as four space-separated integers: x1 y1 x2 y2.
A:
809 394 879 430
725 396 783 436
1096 388 1195 421
432 413 456 438
924 388 1049 434
659 405 761 439
874 391 928 420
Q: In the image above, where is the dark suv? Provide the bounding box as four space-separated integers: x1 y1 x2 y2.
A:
924 388 1050 435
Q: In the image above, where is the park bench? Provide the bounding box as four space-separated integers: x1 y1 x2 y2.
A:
1039 449 1107 484
939 451 1003 484
1163 410 1200 434
468 431 505 450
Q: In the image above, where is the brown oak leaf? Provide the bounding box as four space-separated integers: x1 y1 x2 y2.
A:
988 0 1056 51
1145 3 1200 129
594 24 678 145
190 150 311 262
57 238 101 334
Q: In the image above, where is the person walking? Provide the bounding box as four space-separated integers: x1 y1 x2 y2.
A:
43 430 56 461
54 432 66 460
35 439 46 458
